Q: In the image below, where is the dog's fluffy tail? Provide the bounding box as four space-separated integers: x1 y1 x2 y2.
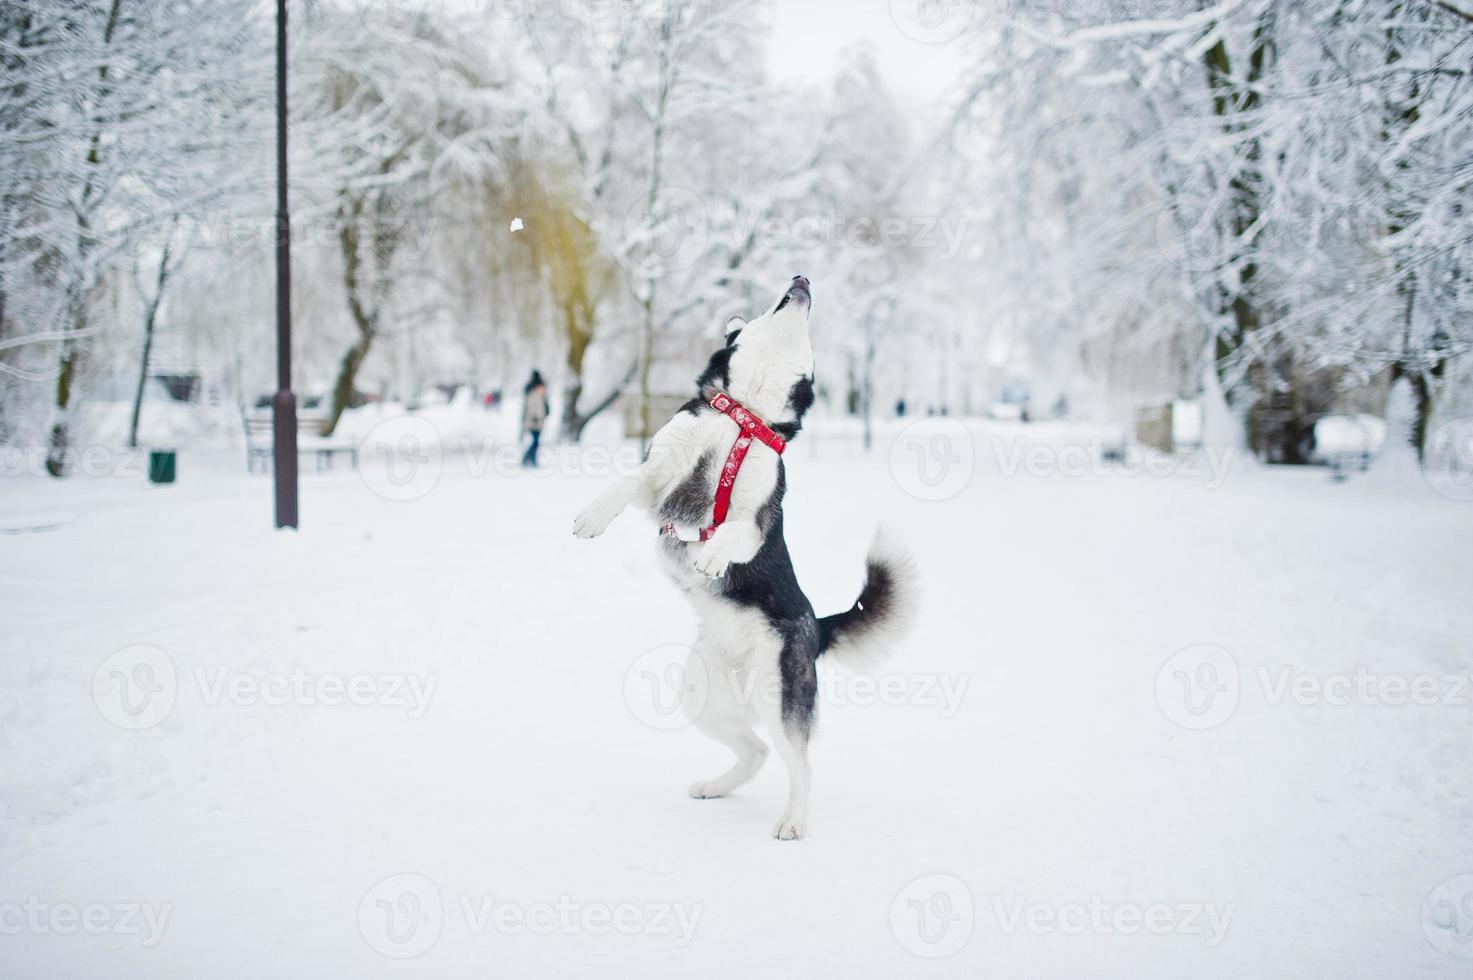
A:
816 528 918 671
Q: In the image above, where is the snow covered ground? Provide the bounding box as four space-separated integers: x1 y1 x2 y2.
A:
3 414 1473 978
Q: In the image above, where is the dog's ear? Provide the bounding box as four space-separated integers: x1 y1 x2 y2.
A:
723 316 746 345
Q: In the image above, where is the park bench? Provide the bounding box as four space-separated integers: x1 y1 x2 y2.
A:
243 413 359 473
1328 450 1373 482
1312 414 1381 482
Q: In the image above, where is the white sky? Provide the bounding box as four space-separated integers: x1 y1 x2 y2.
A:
765 0 969 103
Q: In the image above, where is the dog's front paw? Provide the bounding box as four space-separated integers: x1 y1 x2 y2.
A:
772 816 806 840
691 543 733 579
573 499 618 539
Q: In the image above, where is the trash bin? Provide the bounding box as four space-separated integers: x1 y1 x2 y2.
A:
147 450 177 484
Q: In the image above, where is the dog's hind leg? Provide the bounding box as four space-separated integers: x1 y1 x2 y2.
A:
766 625 818 840
766 721 811 840
684 645 768 799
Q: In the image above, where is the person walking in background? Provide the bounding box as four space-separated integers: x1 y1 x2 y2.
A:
521 369 548 468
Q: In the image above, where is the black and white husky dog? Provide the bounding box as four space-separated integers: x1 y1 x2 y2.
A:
573 275 917 840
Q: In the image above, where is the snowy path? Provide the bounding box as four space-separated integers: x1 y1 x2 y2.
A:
2 419 1472 978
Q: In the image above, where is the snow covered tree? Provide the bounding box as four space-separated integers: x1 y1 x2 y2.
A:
517 0 826 443
952 0 1472 460
0 0 265 473
293 3 520 434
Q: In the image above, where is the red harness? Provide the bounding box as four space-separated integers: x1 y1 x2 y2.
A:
662 392 787 542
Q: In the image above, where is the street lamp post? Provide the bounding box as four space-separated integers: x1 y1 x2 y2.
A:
272 0 299 528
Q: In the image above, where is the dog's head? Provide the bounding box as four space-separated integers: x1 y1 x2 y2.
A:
697 276 816 431
722 275 811 348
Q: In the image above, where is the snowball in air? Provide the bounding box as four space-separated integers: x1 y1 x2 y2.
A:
509 217 524 232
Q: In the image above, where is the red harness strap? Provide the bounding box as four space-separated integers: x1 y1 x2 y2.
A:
662 392 787 542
